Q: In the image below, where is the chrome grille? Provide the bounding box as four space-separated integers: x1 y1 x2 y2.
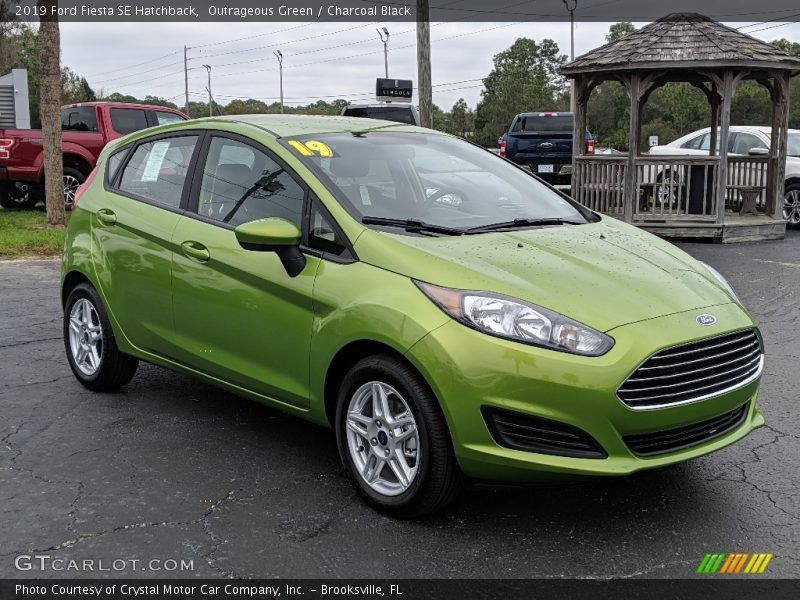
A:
618 329 763 410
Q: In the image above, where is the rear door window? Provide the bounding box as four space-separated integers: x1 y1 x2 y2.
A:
61 107 98 132
110 108 149 135
117 135 198 209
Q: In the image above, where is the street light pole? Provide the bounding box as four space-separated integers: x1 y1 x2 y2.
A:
377 27 390 78
184 45 190 114
274 50 284 114
202 64 212 117
562 0 578 113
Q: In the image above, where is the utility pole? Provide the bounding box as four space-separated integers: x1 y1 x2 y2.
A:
377 27 390 78
203 64 212 117
184 45 190 114
562 0 577 113
416 0 432 128
274 50 284 114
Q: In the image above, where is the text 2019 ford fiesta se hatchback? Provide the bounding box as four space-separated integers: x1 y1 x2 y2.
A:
61 115 764 516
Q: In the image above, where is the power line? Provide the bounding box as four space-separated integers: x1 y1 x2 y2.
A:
83 49 183 78
187 22 523 83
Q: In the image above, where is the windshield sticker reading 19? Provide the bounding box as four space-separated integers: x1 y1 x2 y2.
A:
15 3 413 19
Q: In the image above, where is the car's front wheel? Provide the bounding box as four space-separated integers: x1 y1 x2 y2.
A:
335 355 461 517
63 282 138 391
783 183 800 228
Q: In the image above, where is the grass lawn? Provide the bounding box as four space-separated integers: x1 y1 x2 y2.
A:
0 207 69 259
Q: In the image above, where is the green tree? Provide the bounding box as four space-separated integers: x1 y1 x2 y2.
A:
606 22 636 43
448 98 474 137
473 37 567 147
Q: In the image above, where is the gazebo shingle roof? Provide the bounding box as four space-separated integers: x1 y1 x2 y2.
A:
561 13 800 76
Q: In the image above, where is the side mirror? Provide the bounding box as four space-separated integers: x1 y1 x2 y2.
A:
235 217 306 277
748 147 769 156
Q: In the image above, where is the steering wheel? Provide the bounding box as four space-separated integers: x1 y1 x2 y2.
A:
424 187 464 209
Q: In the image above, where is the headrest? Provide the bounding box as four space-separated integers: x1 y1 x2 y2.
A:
330 157 370 179
214 163 252 186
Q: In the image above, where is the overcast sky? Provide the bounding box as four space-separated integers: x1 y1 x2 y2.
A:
59 20 800 111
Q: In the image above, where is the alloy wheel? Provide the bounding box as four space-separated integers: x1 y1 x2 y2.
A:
63 174 81 207
68 298 103 376
345 381 420 497
784 189 800 225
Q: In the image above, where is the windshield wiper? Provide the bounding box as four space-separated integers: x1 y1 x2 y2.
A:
466 217 582 233
361 216 464 236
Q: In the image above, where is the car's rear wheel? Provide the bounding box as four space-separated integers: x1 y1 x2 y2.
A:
783 183 800 228
63 283 138 391
335 355 460 517
0 182 38 209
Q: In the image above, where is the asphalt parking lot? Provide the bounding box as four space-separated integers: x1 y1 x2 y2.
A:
1 232 799 579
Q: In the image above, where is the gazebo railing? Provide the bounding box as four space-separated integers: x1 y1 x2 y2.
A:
634 156 719 221
727 156 769 208
572 155 626 217
573 155 770 222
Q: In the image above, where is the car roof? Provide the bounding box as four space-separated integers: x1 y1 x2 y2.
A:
192 114 423 138
672 125 800 142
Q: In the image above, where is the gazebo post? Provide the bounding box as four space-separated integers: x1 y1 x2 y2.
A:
715 71 734 225
768 73 790 220
708 83 719 157
624 73 642 224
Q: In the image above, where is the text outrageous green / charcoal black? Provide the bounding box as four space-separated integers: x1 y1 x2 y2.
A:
61 115 764 516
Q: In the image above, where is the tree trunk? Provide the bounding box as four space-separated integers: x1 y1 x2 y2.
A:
38 0 64 228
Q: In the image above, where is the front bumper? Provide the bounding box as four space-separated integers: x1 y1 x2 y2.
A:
406 302 764 482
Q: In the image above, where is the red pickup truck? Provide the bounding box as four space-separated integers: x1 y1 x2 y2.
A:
0 102 189 209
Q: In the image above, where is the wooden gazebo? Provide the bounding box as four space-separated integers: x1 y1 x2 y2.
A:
561 13 800 242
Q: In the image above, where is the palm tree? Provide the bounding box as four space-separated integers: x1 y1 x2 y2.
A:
38 0 64 228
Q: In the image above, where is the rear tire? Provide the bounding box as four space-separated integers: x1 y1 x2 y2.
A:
335 354 461 518
63 283 138 391
0 182 38 209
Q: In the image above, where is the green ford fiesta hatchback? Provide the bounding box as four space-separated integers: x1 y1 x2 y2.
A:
61 115 764 516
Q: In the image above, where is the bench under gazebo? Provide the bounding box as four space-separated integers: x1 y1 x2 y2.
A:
561 13 800 242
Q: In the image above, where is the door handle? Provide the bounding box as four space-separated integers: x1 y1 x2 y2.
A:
181 241 210 262
96 208 117 225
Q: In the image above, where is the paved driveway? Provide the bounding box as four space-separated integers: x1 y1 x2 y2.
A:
1 232 798 579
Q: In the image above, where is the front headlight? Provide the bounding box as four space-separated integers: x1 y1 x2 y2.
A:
416 282 614 356
700 262 739 302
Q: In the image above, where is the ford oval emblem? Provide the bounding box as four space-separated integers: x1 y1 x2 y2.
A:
696 314 717 326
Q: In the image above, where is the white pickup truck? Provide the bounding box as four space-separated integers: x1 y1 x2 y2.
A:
648 126 800 227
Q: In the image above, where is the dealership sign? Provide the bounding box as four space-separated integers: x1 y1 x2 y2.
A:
376 78 413 103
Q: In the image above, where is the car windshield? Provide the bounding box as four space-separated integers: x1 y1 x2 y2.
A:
280 132 588 232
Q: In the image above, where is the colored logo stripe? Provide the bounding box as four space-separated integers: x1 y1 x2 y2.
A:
697 553 773 574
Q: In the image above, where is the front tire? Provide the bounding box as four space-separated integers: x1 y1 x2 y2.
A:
335 355 460 517
63 283 138 391
62 167 85 210
783 183 800 229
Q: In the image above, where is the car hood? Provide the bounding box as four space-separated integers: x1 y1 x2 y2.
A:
353 217 735 332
